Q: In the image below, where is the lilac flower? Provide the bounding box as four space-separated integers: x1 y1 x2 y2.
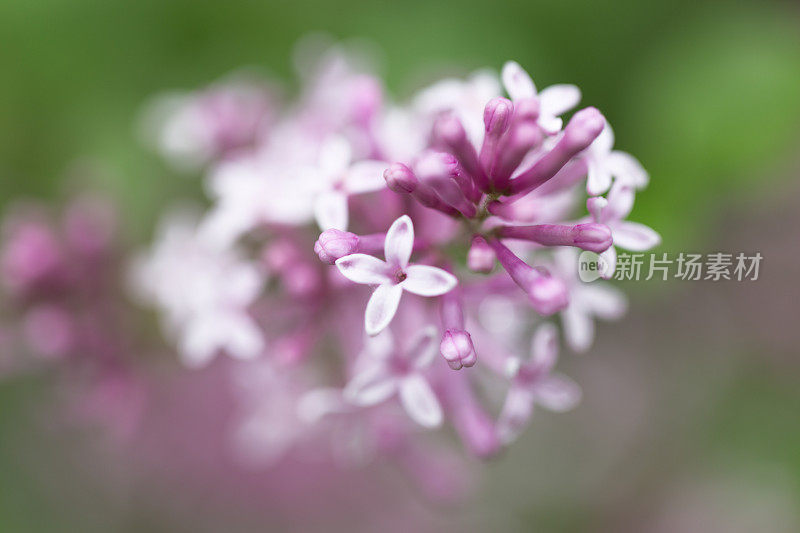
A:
552 249 628 352
501 60 581 134
586 183 661 278
335 215 457 336
344 327 443 428
132 212 265 367
312 136 388 231
126 41 659 472
143 77 276 170
583 120 649 196
497 323 581 443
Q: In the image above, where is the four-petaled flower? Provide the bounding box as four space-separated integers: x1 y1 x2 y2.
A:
336 215 457 336
501 60 581 134
313 136 389 231
497 323 582 444
586 183 661 279
344 326 443 428
583 120 649 196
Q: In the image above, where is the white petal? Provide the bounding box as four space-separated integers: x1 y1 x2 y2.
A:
581 283 628 320
344 365 398 406
497 385 536 444
335 254 390 285
561 305 595 353
529 322 559 372
535 374 581 412
586 196 608 223
223 314 266 361
606 151 649 189
406 325 439 369
364 283 403 336
384 215 414 268
399 374 443 428
401 265 457 297
344 160 389 194
537 115 564 135
587 161 612 196
605 183 635 221
297 388 350 423
594 120 615 154
599 246 617 280
314 191 349 231
612 222 661 251
539 84 581 117
363 329 395 360
501 61 536 100
319 136 352 176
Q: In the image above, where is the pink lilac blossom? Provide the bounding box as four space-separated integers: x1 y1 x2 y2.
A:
131 40 660 470
0 196 146 441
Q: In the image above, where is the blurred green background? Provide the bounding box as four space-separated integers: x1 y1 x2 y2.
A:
1 0 799 531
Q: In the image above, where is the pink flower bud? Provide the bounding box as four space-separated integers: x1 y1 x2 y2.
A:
467 235 495 273
440 329 477 370
314 229 360 264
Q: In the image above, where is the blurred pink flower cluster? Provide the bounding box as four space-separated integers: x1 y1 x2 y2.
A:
0 38 660 502
133 38 660 467
0 195 145 440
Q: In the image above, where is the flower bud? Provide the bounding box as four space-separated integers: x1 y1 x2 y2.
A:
562 107 605 153
467 235 495 273
314 229 359 264
440 329 477 370
383 163 418 193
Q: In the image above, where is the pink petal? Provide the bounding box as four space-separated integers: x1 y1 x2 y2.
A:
539 84 581 117
497 385 536 443
314 191 348 231
344 365 398 406
406 325 439 369
399 374 443 428
384 215 414 268
401 265 457 296
344 160 390 194
529 322 559 372
364 283 403 336
612 221 661 251
297 388 350 423
535 374 581 412
335 254 390 285
501 61 536 100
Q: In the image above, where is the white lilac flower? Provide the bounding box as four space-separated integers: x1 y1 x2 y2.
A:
583 120 650 196
501 60 581 134
132 211 265 367
311 136 389 231
586 182 661 278
335 215 457 336
344 327 443 428
552 248 628 352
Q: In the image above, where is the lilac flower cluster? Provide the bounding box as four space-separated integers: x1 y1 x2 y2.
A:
136 40 660 464
0 196 145 440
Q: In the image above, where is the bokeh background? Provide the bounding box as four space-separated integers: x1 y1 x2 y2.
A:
1 0 799 531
